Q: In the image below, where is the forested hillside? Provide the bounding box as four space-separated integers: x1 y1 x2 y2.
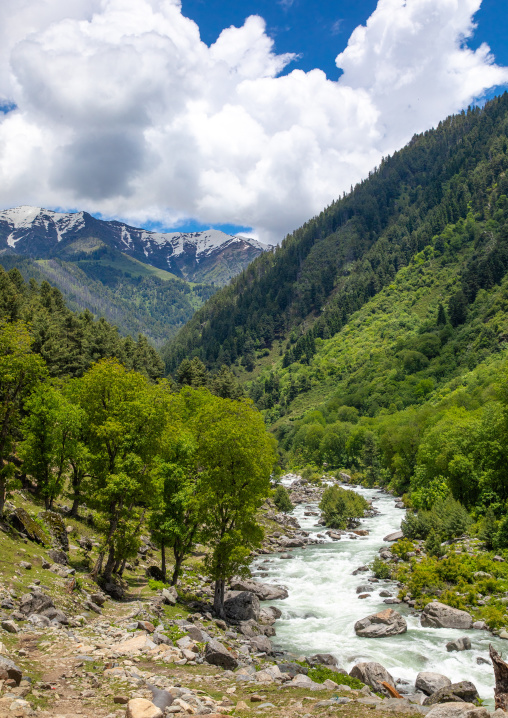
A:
164 92 508 519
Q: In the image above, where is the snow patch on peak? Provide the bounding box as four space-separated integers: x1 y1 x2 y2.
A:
0 205 43 229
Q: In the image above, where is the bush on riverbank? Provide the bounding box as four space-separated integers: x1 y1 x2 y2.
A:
307 665 365 689
394 546 508 628
319 486 369 529
401 497 472 541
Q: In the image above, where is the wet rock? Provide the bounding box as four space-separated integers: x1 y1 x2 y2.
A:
350 662 395 692
476 657 489 666
354 608 407 637
379 590 392 597
205 639 238 670
383 598 402 604
446 637 471 652
277 662 308 677
423 682 479 706
18 591 54 616
280 553 294 559
421 603 473 630
0 655 23 685
126 698 163 718
310 653 338 667
472 621 487 630
416 673 452 696
425 704 488 718
224 590 260 622
230 579 288 601
384 531 404 542
161 587 177 606
356 585 372 594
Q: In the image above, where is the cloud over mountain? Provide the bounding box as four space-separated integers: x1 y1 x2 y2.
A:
0 0 507 243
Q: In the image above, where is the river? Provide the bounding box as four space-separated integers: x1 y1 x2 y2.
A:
252 482 504 705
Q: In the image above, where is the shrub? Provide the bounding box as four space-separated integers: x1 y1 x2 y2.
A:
273 485 294 514
319 485 369 529
495 514 508 550
402 497 471 541
479 508 498 550
425 530 444 558
307 666 364 689
391 538 415 560
147 578 169 591
371 556 391 579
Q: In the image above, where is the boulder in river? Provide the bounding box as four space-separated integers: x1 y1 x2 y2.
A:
354 608 407 637
446 637 471 652
416 672 452 696
224 590 260 622
423 681 479 706
309 653 338 667
383 530 404 542
421 602 473 629
349 661 395 692
230 579 288 601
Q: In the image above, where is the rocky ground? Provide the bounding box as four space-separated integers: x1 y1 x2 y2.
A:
0 480 505 718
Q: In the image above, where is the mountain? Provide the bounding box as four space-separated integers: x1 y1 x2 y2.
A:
0 206 272 285
163 93 508 507
0 207 272 345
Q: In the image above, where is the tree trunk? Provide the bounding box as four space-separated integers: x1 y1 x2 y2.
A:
102 543 116 582
490 644 508 711
213 579 226 618
161 543 166 583
118 557 127 577
0 477 5 519
171 551 184 586
70 496 80 518
92 552 104 578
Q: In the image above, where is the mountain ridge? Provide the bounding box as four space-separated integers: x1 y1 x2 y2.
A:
0 205 272 285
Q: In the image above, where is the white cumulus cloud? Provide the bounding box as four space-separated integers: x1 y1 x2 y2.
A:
0 0 506 243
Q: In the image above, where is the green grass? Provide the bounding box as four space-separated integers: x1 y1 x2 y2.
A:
74 253 179 282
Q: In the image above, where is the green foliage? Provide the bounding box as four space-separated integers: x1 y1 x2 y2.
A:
479 508 498 550
495 515 508 550
319 485 369 529
147 579 169 591
424 530 444 558
307 665 364 688
273 485 294 514
402 497 471 541
371 556 391 579
391 538 415 560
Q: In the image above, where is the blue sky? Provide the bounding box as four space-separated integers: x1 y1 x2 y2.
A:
0 0 507 243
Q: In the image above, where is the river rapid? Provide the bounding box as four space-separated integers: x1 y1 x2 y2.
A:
252 482 505 705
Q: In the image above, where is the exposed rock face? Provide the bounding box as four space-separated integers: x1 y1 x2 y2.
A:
416 672 452 696
204 639 238 670
446 637 471 652
39 511 69 552
48 549 68 566
425 703 488 718
18 591 54 616
349 662 395 692
230 579 288 601
223 591 260 622
0 655 23 685
354 608 407 637
423 682 479 706
9 507 47 543
421 602 473 629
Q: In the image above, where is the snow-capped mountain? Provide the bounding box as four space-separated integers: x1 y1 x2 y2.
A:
0 206 272 284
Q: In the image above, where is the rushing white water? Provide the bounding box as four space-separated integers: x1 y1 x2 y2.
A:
253 483 504 705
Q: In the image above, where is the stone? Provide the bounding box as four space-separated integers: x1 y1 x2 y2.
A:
40 607 68 624
421 603 473 630
249 635 272 654
350 662 395 692
277 662 308 677
384 598 402 604
9 507 47 544
18 591 54 616
161 587 177 606
230 579 288 601
90 593 106 606
310 653 338 667
126 698 163 718
26 614 50 627
146 685 174 711
224 591 260 622
355 608 407 637
115 634 157 654
423 682 479 706
205 639 238 670
416 673 452 696
472 621 487 630
0 656 23 685
19 561 31 570
103 579 125 599
425 703 488 718
1 620 18 634
39 511 70 552
114 696 129 704
446 637 471 652
357 585 372 593
47 548 68 566
384 531 404 542
137 621 155 633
